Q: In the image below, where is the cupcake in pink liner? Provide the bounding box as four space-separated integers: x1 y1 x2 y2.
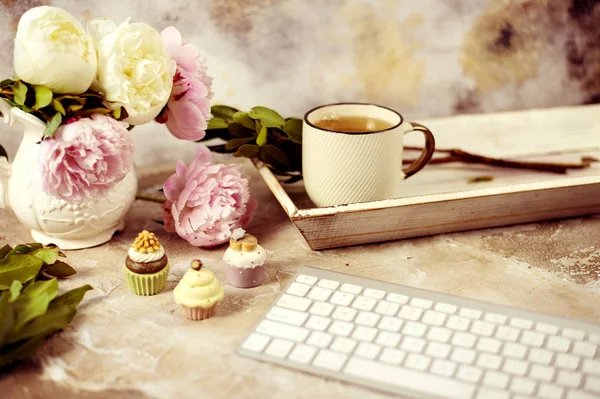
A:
223 229 269 288
173 259 224 320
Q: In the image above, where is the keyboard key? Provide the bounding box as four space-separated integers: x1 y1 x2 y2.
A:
402 321 427 337
430 359 457 377
305 315 331 331
565 391 600 399
537 383 564 399
386 293 409 304
422 310 446 326
503 358 528 375
296 274 317 285
529 364 555 382
330 291 355 307
410 298 433 309
355 342 382 360
286 282 312 297
331 306 356 321
584 376 600 394
452 332 477 348
589 333 600 344
241 333 271 353
352 296 377 311
378 316 403 332
476 337 502 354
307 331 333 348
555 353 580 371
427 327 451 343
450 348 476 364
313 349 347 371
434 302 457 314
556 370 582 388
363 288 385 300
375 331 401 348
328 321 354 337
495 325 519 342
521 331 545 347
340 283 362 295
475 387 510 399
456 365 482 382
572 341 596 358
256 320 309 342
351 326 378 342
502 343 527 359
547 336 571 352
562 328 585 340
510 317 533 329
308 286 332 302
459 307 482 319
400 337 426 353
355 311 380 327
309 301 334 316
484 313 507 324
330 336 357 354
278 294 312 312
265 338 294 358
374 301 399 316
317 279 340 290
509 377 536 395
528 348 553 365
482 371 509 389
446 315 470 332
471 320 495 337
425 342 451 358
476 353 502 370
288 344 318 364
404 353 431 371
344 357 475 398
378 347 404 364
398 306 423 321
582 359 600 375
266 306 309 326
536 322 559 335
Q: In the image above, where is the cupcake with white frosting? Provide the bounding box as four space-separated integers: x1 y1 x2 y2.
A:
223 230 268 288
124 230 170 296
174 259 224 320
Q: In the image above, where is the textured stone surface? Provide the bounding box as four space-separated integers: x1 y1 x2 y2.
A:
0 160 598 399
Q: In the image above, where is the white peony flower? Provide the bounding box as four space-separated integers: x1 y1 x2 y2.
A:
89 18 175 125
13 6 97 94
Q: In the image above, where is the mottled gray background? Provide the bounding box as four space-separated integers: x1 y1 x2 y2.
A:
1 0 598 164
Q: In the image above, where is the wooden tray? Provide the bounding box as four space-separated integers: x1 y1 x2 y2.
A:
255 105 600 250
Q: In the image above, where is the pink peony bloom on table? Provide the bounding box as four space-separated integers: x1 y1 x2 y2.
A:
162 144 257 247
39 114 134 203
156 26 212 141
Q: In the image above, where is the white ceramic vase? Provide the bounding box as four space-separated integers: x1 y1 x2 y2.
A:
0 99 137 249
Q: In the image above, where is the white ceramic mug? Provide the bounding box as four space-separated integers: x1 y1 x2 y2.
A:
302 103 435 207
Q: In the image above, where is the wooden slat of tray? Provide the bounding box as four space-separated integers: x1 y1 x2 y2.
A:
255 105 600 250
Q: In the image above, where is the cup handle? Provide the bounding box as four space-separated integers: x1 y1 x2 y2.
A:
402 122 436 179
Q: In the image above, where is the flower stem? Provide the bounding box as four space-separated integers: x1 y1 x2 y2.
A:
135 194 166 204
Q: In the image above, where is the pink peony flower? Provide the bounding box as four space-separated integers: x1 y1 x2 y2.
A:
39 114 134 202
162 144 257 247
157 26 212 141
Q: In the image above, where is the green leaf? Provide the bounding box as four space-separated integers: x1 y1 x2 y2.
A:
13 81 27 106
0 79 13 88
9 280 22 302
0 337 44 368
43 113 62 138
211 105 239 120
7 244 35 256
248 106 285 128
32 86 52 110
207 117 228 130
233 112 256 129
283 118 303 144
66 104 84 113
51 99 66 115
225 136 255 151
0 255 44 290
30 248 59 265
238 144 260 158
284 175 303 184
261 144 291 169
0 245 12 260
112 107 121 119
24 243 43 251
0 145 7 161
256 124 268 146
50 285 93 309
44 261 76 278
13 279 59 331
0 292 15 348
228 123 255 138
8 303 76 343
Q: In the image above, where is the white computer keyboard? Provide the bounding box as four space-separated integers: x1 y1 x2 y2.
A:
237 266 600 399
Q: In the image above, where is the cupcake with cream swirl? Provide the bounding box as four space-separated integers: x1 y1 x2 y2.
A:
124 230 170 296
174 259 224 320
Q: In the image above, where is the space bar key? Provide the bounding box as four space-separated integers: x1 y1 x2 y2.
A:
344 357 475 399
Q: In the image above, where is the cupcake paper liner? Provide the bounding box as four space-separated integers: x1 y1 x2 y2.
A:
225 264 266 288
183 305 216 320
124 265 170 296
